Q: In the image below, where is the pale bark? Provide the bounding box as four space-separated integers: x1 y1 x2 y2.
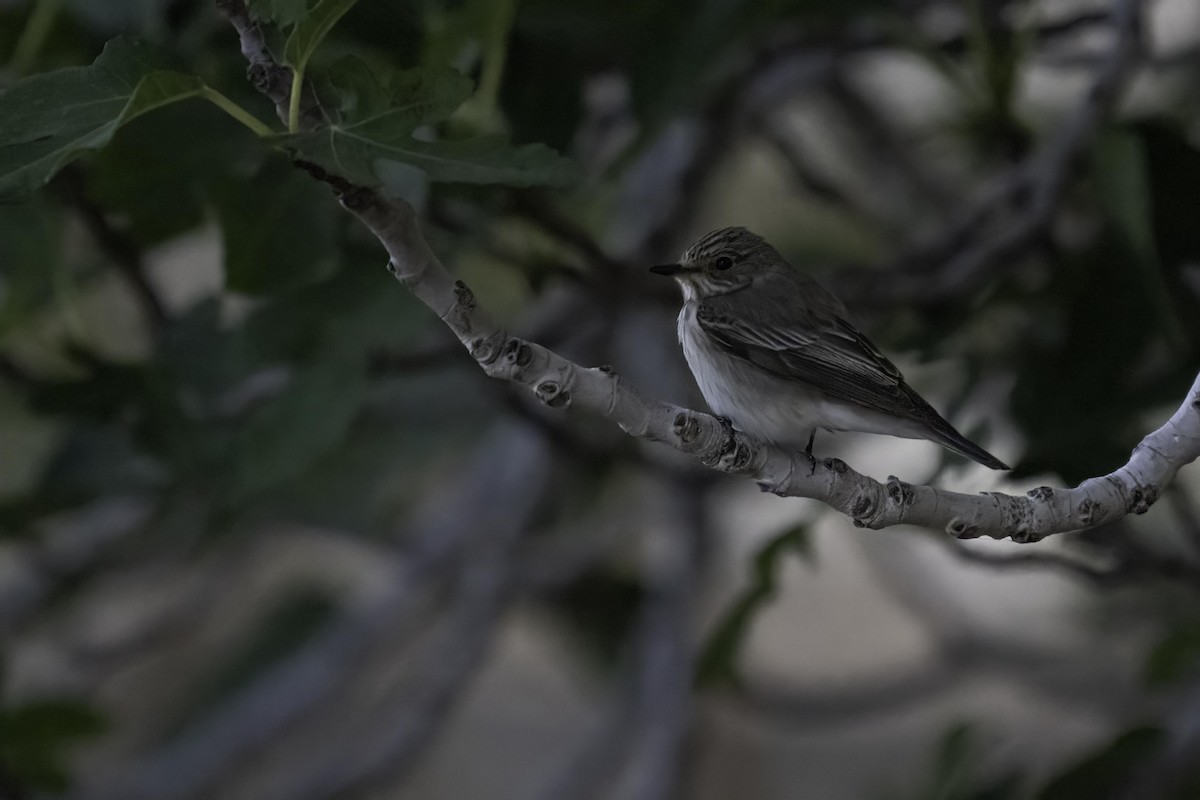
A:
339 187 1200 544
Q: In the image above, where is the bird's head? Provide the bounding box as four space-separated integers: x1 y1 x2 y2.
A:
650 227 780 298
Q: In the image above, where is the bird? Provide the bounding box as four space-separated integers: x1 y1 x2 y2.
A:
650 227 1009 470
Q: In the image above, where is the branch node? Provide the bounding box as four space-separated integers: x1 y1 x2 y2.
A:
1078 498 1098 526
850 492 876 522
1011 526 1044 544
1027 486 1055 501
823 457 848 475
297 159 357 195
719 436 753 471
886 475 915 506
672 412 702 445
454 280 477 311
501 338 532 368
535 380 570 408
946 517 980 539
1127 485 1159 515
247 62 274 94
471 335 505 365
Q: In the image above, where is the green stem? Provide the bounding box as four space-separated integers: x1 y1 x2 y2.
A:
50 235 86 341
288 69 303 132
475 0 517 124
9 0 62 75
200 87 275 138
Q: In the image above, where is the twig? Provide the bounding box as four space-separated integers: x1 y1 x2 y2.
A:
217 0 1199 544
943 539 1200 588
0 354 33 387
851 0 1147 308
612 482 699 800
264 539 519 799
53 167 169 333
630 35 844 264
368 340 470 374
214 0 322 127
1166 485 1200 554
748 111 883 225
509 191 627 275
732 627 1149 732
76 425 553 800
825 69 955 213
533 480 699 800
338 177 1200 542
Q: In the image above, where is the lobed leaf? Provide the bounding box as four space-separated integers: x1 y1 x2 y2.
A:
283 0 358 72
276 58 577 189
1145 625 1200 687
695 523 811 687
1036 727 1165 800
247 0 310 26
211 155 339 294
0 699 105 792
0 38 208 201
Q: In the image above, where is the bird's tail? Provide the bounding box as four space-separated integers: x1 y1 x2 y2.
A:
898 383 1009 470
926 419 1009 470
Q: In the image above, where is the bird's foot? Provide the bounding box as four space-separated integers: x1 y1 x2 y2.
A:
713 415 736 439
804 429 819 476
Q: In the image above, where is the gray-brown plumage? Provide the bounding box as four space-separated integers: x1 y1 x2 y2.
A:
651 227 1008 470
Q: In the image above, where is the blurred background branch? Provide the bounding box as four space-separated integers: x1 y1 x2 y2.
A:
0 1 1199 799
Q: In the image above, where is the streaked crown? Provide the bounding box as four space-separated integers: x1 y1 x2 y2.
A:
681 226 768 263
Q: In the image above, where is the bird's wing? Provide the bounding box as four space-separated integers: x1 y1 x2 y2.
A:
696 291 931 419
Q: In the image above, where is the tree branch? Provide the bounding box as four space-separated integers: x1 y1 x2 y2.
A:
216 0 1198 547
81 426 552 800
53 166 169 333
214 0 323 127
333 182 1200 544
853 0 1146 308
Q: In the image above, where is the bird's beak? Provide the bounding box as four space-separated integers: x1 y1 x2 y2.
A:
649 263 684 276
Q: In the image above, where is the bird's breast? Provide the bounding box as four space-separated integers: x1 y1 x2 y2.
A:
675 302 922 448
677 303 774 426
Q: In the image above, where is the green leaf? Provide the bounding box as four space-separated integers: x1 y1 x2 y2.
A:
89 101 267 245
282 0 358 71
931 723 976 798
0 198 62 334
552 569 645 667
0 37 209 201
226 338 367 499
248 0 311 26
1036 727 1166 800
166 586 336 737
0 699 105 792
1145 626 1200 687
277 57 577 189
1010 231 1166 483
1093 129 1157 266
1134 121 1200 349
695 523 811 687
211 155 339 294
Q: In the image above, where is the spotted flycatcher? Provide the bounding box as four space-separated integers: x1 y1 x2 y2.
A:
652 227 1009 470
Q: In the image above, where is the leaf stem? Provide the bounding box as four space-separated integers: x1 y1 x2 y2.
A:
475 0 517 125
8 0 62 75
200 87 275 137
288 70 303 132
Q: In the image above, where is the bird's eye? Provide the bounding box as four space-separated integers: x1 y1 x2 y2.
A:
715 256 734 270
